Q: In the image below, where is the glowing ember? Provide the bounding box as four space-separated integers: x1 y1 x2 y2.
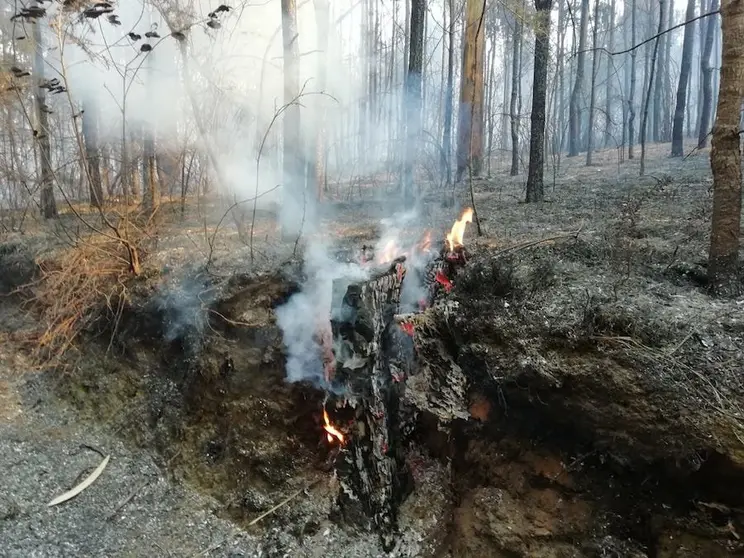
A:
400 322 414 336
446 208 474 252
435 270 453 293
323 408 344 445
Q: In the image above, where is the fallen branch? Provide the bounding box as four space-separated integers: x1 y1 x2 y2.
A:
247 479 320 526
47 454 110 507
492 227 583 257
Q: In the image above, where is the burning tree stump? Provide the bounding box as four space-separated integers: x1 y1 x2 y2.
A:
328 258 413 550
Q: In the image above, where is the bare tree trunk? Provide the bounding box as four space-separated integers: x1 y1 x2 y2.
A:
281 0 303 236
653 0 668 143
708 0 744 295
141 36 158 215
442 0 455 185
556 0 567 153
455 0 487 180
661 0 674 141
568 0 590 157
402 0 426 205
640 0 665 176
672 0 697 156
699 0 720 148
32 20 57 219
314 0 330 200
526 0 554 203
604 0 616 147
586 0 601 166
509 13 522 176
628 0 638 159
81 100 104 208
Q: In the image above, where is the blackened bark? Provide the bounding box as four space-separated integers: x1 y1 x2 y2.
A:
699 0 720 148
330 261 413 551
81 100 104 208
525 0 553 202
568 0 590 157
402 0 425 206
672 0 697 156
708 0 743 296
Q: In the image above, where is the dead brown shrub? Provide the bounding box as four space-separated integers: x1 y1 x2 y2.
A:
27 238 132 366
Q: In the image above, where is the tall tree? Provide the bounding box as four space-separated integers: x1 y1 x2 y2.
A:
455 0 487 180
698 0 720 148
442 0 455 185
628 0 637 159
586 0 601 166
32 19 57 219
314 0 330 200
652 0 668 143
509 9 523 176
281 0 303 235
525 0 554 202
568 0 590 157
81 100 104 209
402 0 426 205
604 0 616 147
640 0 665 176
141 26 158 215
671 0 697 156
708 0 744 295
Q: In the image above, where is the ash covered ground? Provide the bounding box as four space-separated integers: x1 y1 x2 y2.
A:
1 144 743 557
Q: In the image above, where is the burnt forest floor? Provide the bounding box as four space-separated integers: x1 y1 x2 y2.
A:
1 141 743 557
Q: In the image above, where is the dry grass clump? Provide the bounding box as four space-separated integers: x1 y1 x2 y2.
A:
28 238 133 365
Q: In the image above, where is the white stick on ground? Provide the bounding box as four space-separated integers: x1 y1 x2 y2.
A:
47 455 111 507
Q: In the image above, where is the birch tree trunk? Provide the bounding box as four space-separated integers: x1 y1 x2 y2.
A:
32 20 57 219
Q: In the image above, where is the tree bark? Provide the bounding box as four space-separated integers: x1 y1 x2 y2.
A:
568 0 590 157
455 0 487 180
442 0 455 185
81 100 104 208
509 12 522 176
708 0 744 295
653 0 668 143
672 0 697 156
402 0 426 205
628 0 637 159
586 0 601 166
32 20 57 219
281 0 303 236
604 0 616 147
314 0 330 200
640 0 665 176
699 0 720 148
525 0 553 203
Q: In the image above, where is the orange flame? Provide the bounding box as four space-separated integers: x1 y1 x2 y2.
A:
323 408 345 445
376 239 399 264
418 230 432 254
446 208 474 252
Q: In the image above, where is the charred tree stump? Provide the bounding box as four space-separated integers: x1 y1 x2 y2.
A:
329 258 413 550
323 242 469 549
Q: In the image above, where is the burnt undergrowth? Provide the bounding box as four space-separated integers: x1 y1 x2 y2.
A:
32 228 744 556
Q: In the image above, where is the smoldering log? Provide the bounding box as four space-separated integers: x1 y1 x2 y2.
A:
327 257 413 551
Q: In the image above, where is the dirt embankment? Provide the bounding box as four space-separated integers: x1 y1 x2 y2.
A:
2 148 744 557
28 232 741 558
